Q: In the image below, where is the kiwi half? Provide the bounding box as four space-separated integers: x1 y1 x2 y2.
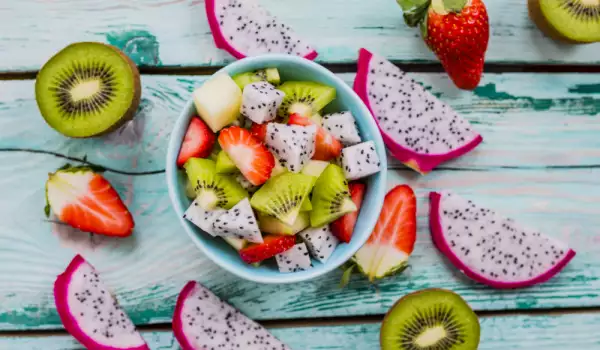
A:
310 164 356 227
529 0 600 43
184 158 248 209
232 68 281 89
381 289 480 350
35 42 141 138
277 81 336 120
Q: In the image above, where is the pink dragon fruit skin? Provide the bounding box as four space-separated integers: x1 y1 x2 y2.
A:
429 192 576 289
205 0 318 60
54 255 149 350
354 48 483 174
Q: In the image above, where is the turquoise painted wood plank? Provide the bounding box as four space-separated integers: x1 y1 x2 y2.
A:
1 73 599 173
3 313 600 349
0 148 598 330
1 0 599 72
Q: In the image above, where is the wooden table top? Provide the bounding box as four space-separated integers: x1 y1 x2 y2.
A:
0 0 599 349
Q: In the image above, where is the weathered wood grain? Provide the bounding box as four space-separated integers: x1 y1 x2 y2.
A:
1 74 599 173
1 0 599 72
3 312 600 349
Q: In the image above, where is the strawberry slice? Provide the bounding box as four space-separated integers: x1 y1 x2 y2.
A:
218 126 275 186
288 113 342 161
250 122 269 142
177 117 216 167
45 165 135 237
239 235 296 264
331 182 366 243
349 185 416 282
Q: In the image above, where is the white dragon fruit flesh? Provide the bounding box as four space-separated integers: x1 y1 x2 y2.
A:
322 111 362 146
212 198 263 243
235 173 259 193
265 123 317 173
54 255 149 350
241 82 285 124
173 281 290 350
275 243 313 272
205 0 317 60
340 141 381 181
429 191 576 289
183 197 226 237
354 48 483 174
299 225 339 263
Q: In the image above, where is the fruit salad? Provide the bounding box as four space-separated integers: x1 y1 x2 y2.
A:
177 68 381 273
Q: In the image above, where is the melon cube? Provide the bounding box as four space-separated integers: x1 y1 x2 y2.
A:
193 73 242 132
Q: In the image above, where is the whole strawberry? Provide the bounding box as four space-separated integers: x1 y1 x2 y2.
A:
399 0 489 90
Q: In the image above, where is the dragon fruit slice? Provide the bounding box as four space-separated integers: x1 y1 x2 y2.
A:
205 0 317 60
54 255 149 350
430 191 576 289
265 123 317 173
275 243 313 272
340 141 381 181
241 82 285 124
212 198 263 243
183 197 226 237
354 48 483 174
298 225 339 263
173 281 290 350
322 112 362 146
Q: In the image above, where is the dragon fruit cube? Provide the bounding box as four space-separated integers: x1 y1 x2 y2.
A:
183 198 226 236
241 82 285 124
275 243 313 273
299 225 339 263
265 123 317 173
323 111 362 146
212 198 263 243
340 141 381 181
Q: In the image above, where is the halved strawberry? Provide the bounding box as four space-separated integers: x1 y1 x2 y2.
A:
331 182 366 243
177 117 216 167
45 165 135 237
218 126 275 186
239 235 296 264
288 113 342 161
249 122 269 142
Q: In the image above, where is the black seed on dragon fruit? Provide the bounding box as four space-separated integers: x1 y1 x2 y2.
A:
430 191 576 289
173 281 291 350
339 141 381 181
275 242 313 272
184 197 226 237
54 255 149 350
241 82 285 124
265 123 317 173
212 198 263 243
322 111 362 146
298 225 339 263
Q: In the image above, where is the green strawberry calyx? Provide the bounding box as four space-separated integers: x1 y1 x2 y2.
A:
399 0 468 27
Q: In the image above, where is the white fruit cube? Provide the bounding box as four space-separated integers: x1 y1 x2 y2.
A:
183 198 226 237
241 82 285 124
323 111 362 145
275 243 313 273
265 123 317 173
340 141 381 181
193 73 242 132
299 225 339 263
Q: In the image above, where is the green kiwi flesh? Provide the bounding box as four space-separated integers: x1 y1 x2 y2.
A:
257 211 310 235
534 0 600 43
277 81 336 120
250 172 314 225
35 42 141 138
183 158 248 210
310 164 356 227
232 68 281 89
216 150 238 174
380 289 480 350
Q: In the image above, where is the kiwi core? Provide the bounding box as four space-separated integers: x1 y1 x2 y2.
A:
70 80 102 102
414 325 447 347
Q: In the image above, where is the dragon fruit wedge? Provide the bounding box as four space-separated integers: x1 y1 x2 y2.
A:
183 197 226 237
205 0 317 60
275 242 313 272
265 123 317 173
54 255 149 350
354 48 483 174
212 198 263 243
241 82 285 124
322 111 362 146
299 225 339 263
340 141 381 181
430 191 576 289
173 281 291 350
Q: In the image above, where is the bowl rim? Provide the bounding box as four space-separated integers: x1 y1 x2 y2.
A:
166 54 387 284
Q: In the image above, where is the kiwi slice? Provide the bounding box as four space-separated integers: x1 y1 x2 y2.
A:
35 42 141 138
277 81 336 120
184 158 248 209
300 196 313 211
250 172 314 225
380 289 480 350
216 150 238 174
529 0 600 43
232 68 281 89
310 164 356 227
257 211 310 235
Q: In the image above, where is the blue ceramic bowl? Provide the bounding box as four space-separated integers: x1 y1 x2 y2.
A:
166 54 387 284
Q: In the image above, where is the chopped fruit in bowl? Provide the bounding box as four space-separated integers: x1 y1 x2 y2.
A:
166 55 387 284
